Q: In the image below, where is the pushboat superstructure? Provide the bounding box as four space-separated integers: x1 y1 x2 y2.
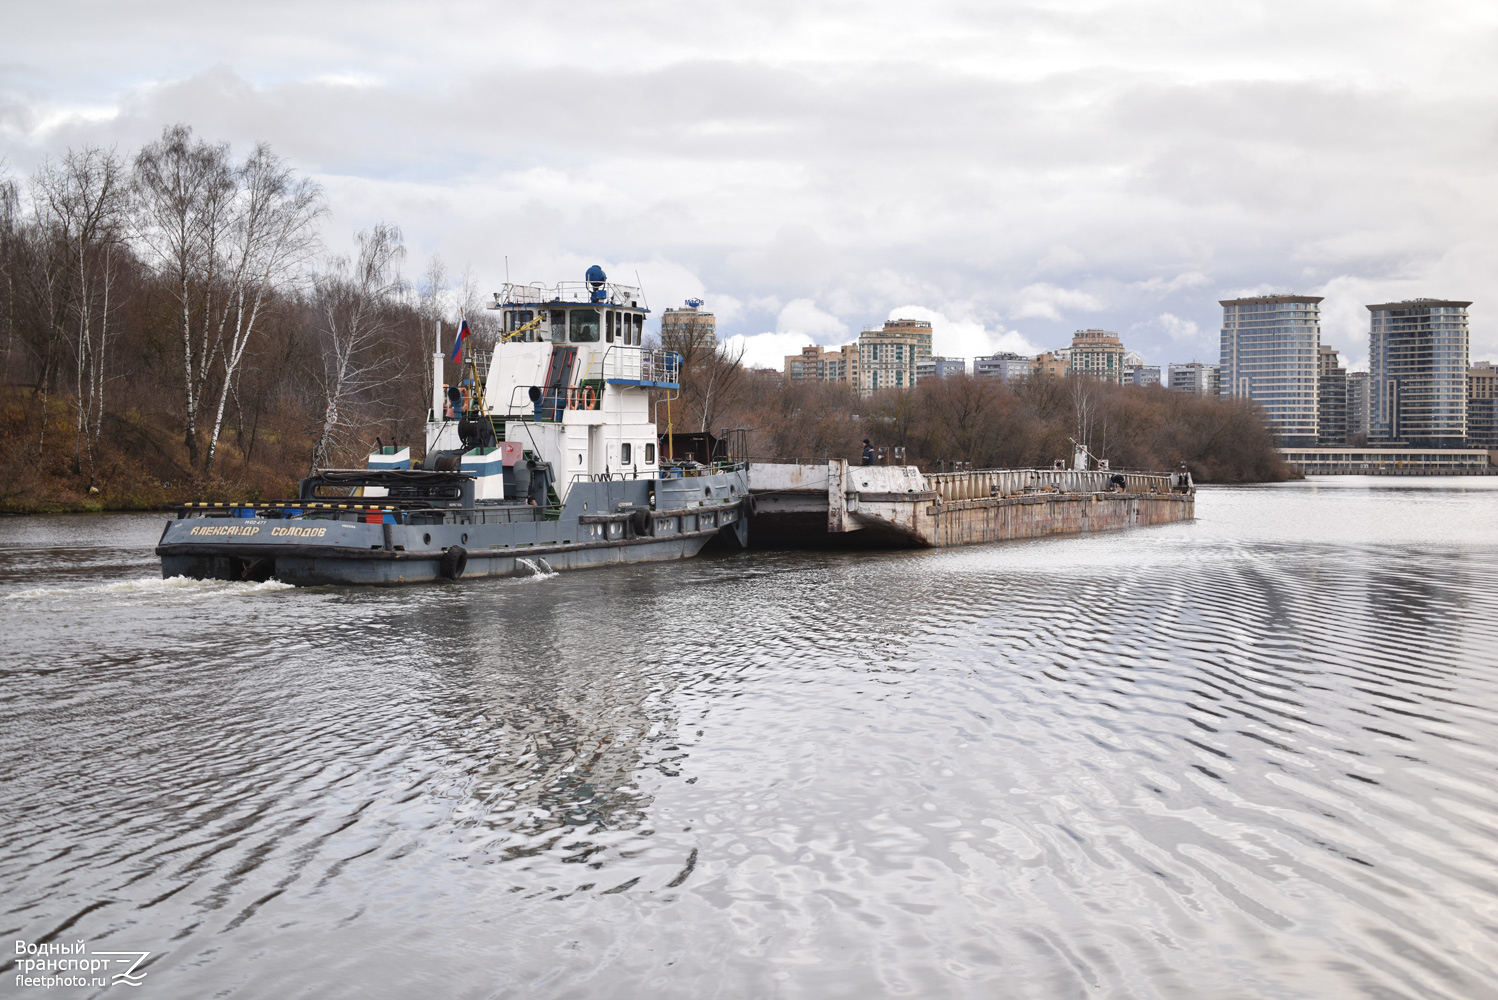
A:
157 267 751 586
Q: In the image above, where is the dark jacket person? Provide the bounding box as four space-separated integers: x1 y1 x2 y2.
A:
861 440 875 466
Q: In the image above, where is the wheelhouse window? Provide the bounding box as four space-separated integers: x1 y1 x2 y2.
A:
606 311 616 343
632 314 643 345
621 443 632 464
644 443 656 464
549 310 566 341
508 310 535 341
569 309 600 343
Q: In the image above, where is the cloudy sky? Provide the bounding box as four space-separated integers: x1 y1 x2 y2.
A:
3 0 1495 370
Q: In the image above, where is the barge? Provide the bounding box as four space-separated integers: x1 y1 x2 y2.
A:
748 459 1194 548
158 267 750 585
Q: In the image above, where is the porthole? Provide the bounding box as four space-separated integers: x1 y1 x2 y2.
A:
423 532 432 545
461 533 469 544
704 486 712 496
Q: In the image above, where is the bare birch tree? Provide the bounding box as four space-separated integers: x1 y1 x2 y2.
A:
201 145 325 475
18 167 83 458
132 124 235 470
33 147 128 481
308 223 407 473
0 164 18 387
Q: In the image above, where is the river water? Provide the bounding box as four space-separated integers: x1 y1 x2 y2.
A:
2 478 1497 999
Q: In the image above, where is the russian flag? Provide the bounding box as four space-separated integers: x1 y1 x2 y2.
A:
448 317 471 363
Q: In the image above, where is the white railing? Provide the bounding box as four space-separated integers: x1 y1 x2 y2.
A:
593 345 679 385
496 281 644 308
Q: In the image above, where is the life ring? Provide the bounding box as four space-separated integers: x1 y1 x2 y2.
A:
581 385 596 410
565 387 578 410
440 545 468 580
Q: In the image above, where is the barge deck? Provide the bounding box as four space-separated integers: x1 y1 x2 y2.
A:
748 461 1194 548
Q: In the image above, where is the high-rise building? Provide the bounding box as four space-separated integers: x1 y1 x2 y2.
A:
1368 299 1470 447
784 344 859 384
1317 346 1349 446
1347 371 1372 442
916 356 966 381
1070 330 1125 383
1469 361 1498 400
1467 360 1498 448
1220 295 1322 446
1168 362 1221 396
881 318 934 361
659 299 716 349
974 352 1034 382
858 321 928 394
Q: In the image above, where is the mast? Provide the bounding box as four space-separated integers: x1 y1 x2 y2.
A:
431 319 444 422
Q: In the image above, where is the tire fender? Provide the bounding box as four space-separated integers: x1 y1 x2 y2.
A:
441 545 468 580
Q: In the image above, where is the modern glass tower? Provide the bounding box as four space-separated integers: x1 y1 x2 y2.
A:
1220 295 1322 446
1317 346 1348 445
1367 299 1470 447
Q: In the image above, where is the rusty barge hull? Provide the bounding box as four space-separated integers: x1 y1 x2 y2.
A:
748 462 1194 549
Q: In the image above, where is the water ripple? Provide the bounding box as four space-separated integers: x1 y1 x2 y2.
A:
2 483 1498 997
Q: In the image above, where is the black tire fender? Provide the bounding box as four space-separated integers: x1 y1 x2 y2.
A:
630 508 652 537
440 545 468 580
741 493 757 517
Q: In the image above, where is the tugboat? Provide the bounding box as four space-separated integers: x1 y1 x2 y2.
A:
157 267 751 585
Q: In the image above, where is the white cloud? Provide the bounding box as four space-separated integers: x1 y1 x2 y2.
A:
775 298 848 340
1132 272 1211 296
1037 245 1086 272
888 304 1038 359
1011 284 1105 322
1156 313 1201 342
1 0 1495 373
721 332 810 371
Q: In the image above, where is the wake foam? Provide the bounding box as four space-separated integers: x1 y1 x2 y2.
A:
4 575 295 602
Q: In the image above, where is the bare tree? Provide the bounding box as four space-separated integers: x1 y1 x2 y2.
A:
15 173 73 457
201 144 325 475
33 147 129 482
659 315 749 434
132 124 235 470
690 340 748 434
1071 375 1097 459
0 163 18 386
308 223 407 473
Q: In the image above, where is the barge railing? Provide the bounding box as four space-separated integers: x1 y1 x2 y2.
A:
922 468 1186 501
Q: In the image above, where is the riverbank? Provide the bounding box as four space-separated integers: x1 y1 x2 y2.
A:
0 390 306 514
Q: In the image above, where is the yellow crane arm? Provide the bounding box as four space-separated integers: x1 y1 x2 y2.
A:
502 315 546 342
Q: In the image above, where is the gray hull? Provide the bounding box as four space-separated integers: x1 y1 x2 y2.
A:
158 473 749 586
